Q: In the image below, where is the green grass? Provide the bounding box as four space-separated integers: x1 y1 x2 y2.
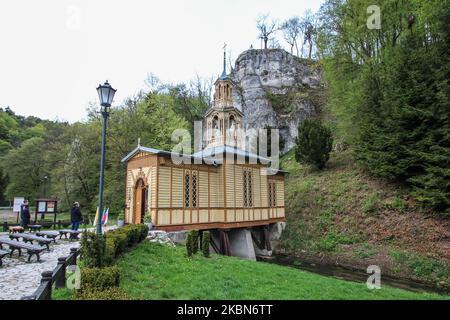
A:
115 242 447 300
52 288 74 300
390 250 450 286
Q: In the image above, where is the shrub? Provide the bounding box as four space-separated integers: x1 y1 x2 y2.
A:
186 232 193 257
362 193 379 214
110 232 128 256
105 238 116 265
137 224 149 241
80 231 108 268
192 230 199 254
82 224 148 267
202 231 210 258
80 266 120 292
76 288 129 300
294 119 333 170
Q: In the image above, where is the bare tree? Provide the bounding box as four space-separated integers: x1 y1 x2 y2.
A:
269 38 282 49
144 73 162 93
256 14 278 49
302 10 317 59
281 16 302 55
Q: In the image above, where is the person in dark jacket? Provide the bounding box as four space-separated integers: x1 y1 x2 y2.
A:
20 200 30 227
70 202 83 231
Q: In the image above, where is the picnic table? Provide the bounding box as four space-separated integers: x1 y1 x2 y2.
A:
9 226 24 234
0 249 10 267
27 225 42 232
9 233 53 251
36 231 59 243
0 238 46 262
59 229 82 240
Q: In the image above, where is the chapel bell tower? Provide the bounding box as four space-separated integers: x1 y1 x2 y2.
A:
203 46 244 149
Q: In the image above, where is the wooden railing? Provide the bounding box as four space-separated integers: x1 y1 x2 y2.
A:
21 247 79 300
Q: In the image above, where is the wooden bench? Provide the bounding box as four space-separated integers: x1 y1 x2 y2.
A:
0 238 46 262
9 233 53 251
0 249 10 267
27 225 42 232
36 231 59 243
59 229 82 240
9 226 24 234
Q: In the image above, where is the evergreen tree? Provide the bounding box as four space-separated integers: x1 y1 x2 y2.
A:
294 119 333 169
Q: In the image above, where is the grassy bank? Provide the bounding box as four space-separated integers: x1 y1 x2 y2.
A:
279 149 450 289
114 242 447 300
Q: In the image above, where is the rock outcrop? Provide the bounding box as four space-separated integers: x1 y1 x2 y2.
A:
230 49 324 152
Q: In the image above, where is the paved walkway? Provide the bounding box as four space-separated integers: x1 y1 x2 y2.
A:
0 226 117 300
0 240 80 300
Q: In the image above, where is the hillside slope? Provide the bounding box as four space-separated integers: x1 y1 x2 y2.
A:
278 149 450 290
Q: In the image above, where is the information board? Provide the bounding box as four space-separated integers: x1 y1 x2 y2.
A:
13 197 25 213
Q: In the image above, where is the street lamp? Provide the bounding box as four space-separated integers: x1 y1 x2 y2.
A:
96 80 116 234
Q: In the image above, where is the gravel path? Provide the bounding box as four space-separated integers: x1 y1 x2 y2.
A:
0 238 80 300
0 226 119 300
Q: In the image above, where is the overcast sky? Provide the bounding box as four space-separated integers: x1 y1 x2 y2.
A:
0 0 323 123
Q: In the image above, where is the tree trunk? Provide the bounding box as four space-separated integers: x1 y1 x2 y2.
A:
308 40 312 59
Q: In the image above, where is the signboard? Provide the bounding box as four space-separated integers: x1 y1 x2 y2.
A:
13 197 25 213
38 201 47 213
47 201 55 212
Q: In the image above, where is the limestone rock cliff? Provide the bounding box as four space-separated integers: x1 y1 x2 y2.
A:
230 49 324 152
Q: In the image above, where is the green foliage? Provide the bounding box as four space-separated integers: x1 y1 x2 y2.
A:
294 119 333 169
192 230 199 254
186 232 194 257
75 288 130 300
318 0 450 213
384 196 408 213
390 250 450 288
202 231 210 258
362 193 379 215
353 244 377 259
316 231 355 252
265 91 296 114
80 266 120 292
80 231 107 268
81 225 148 267
2 137 49 201
143 213 151 223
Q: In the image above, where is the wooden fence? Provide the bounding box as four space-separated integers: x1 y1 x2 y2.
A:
21 247 80 300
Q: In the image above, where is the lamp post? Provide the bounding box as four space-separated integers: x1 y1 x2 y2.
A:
96 80 116 235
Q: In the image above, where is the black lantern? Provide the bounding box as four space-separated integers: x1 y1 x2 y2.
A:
96 80 116 113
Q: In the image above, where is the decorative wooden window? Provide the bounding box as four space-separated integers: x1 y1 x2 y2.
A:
243 171 248 207
273 182 277 207
184 172 190 207
184 170 198 208
243 170 253 208
269 181 277 207
192 171 198 208
268 182 272 208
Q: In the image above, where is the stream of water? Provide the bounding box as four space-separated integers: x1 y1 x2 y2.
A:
257 254 448 295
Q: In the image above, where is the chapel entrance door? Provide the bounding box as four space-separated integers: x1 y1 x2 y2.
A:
134 178 147 224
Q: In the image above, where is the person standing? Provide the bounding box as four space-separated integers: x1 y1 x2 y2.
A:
70 202 82 231
20 200 30 227
21 200 31 228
